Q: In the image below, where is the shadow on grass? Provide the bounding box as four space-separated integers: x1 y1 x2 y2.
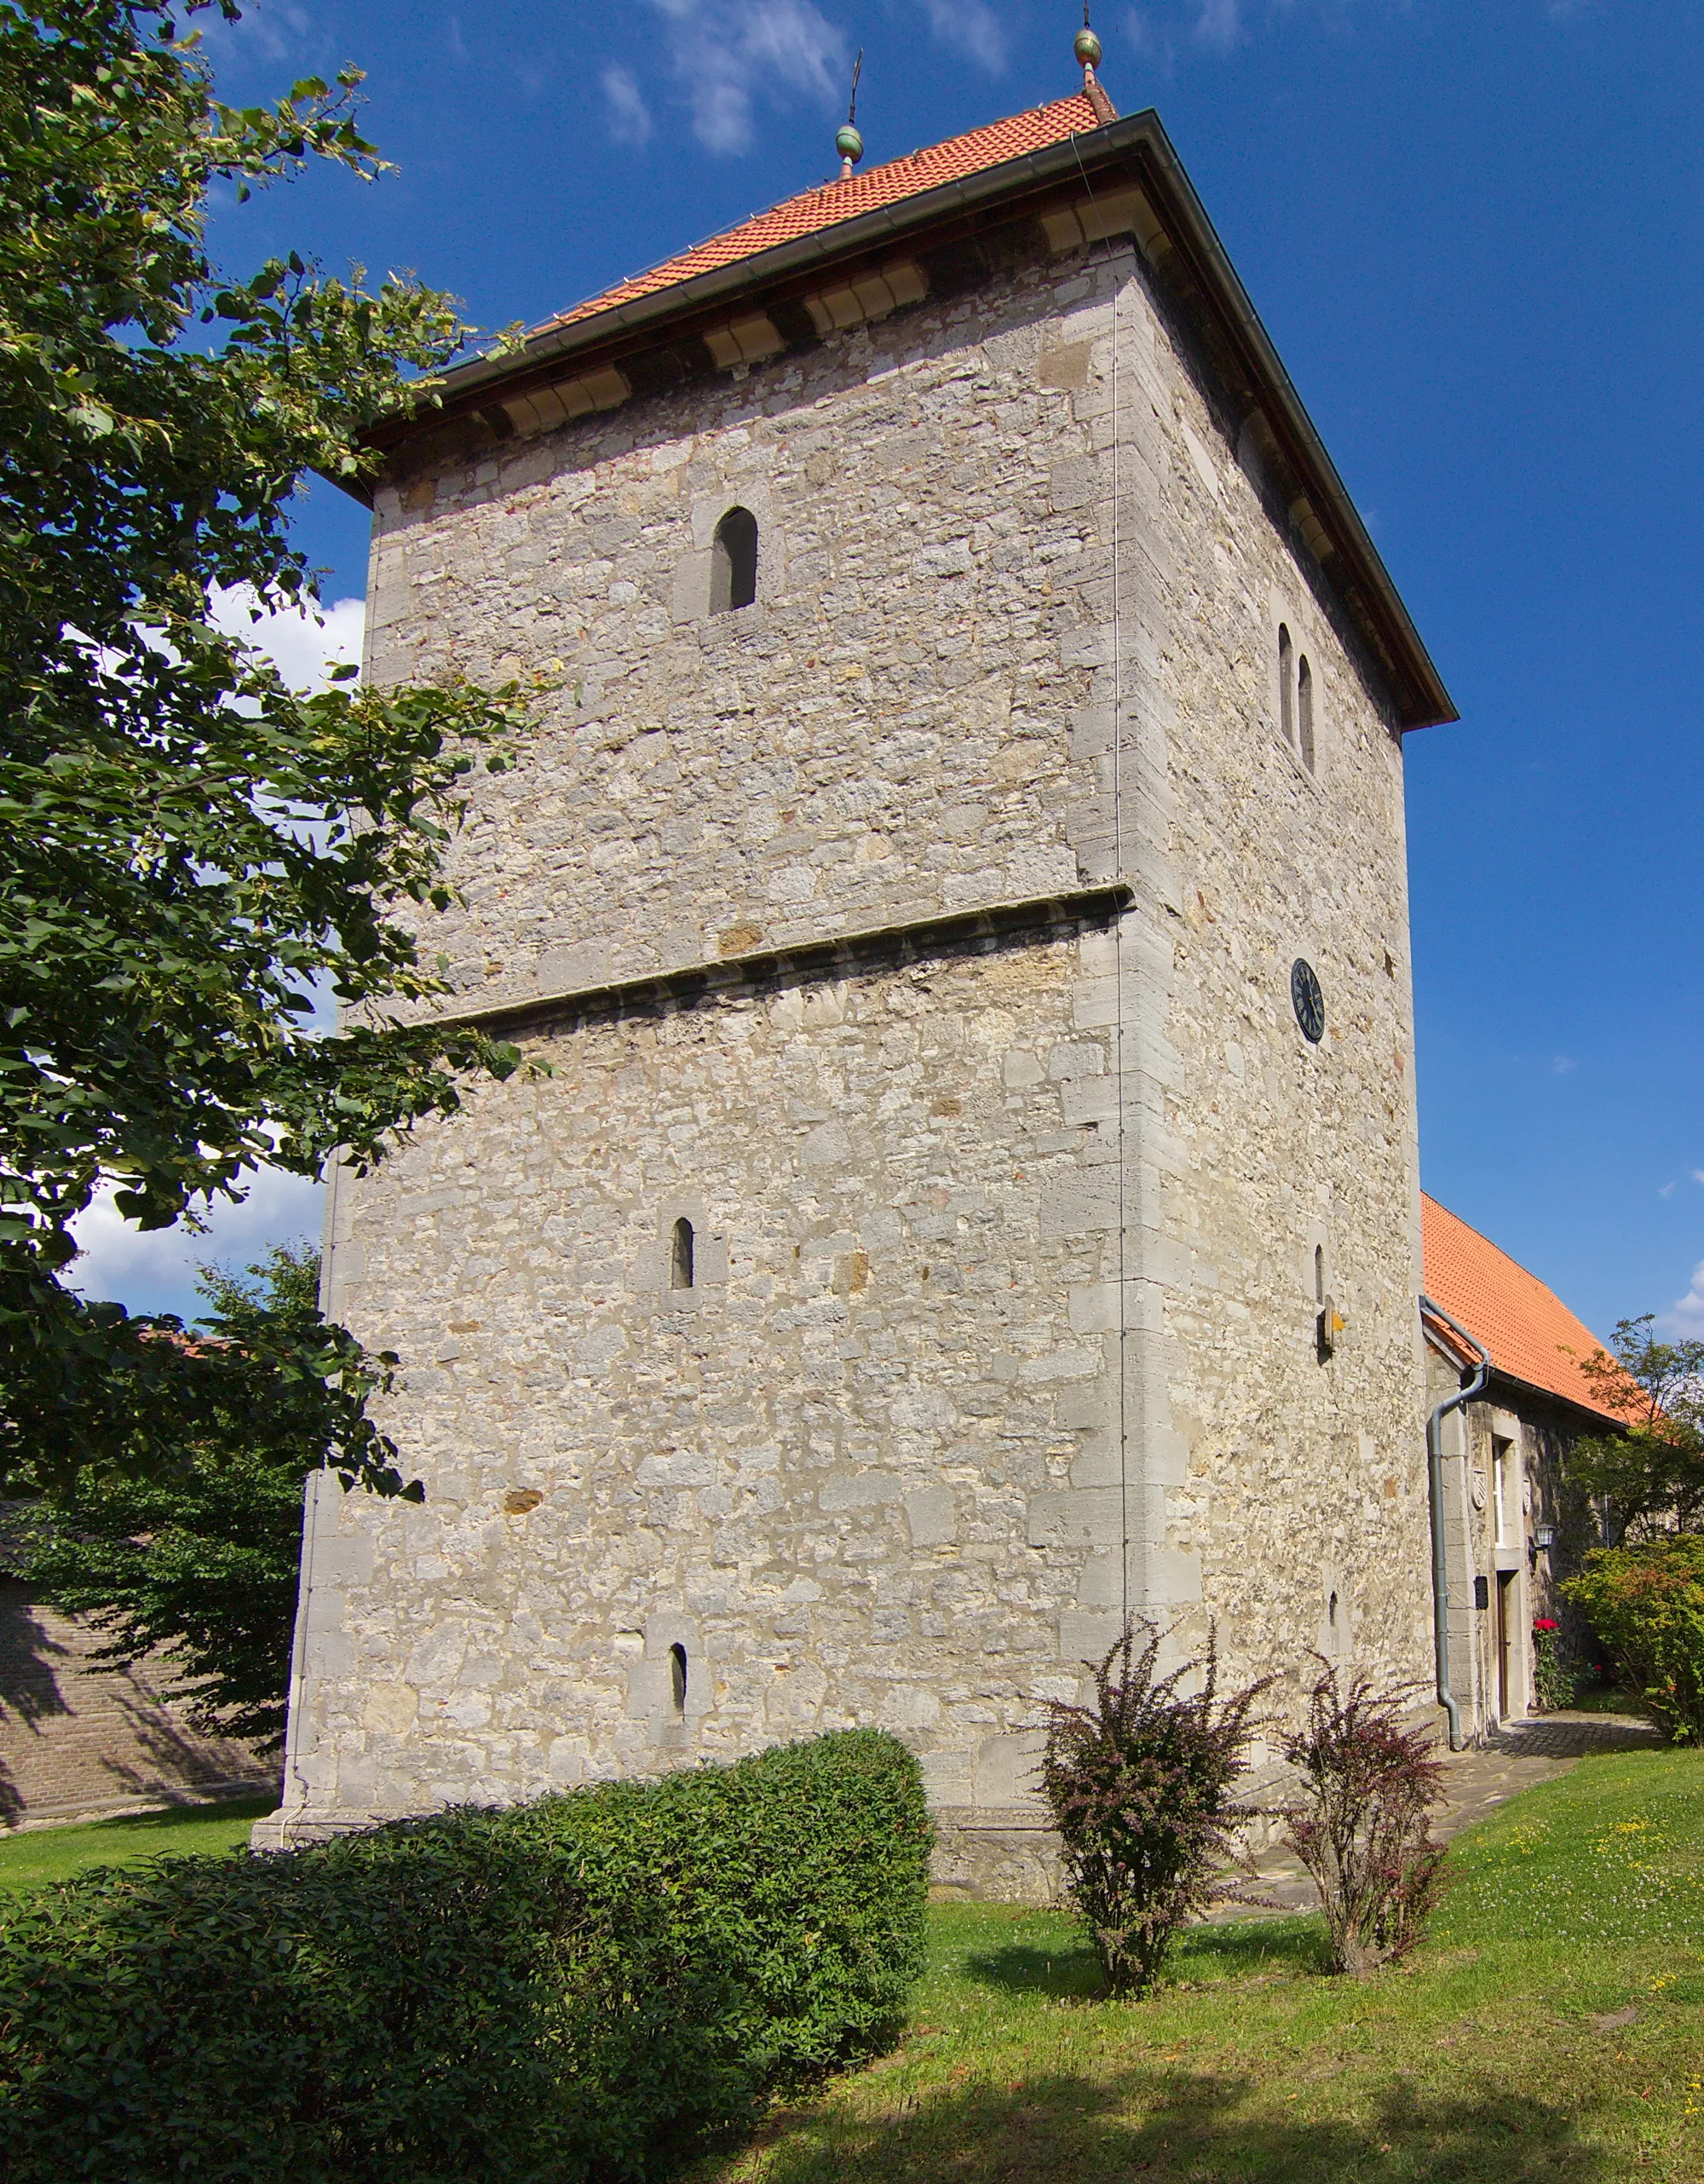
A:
72 1794 279 1843
963 1916 1329 2001
735 2068 1609 2183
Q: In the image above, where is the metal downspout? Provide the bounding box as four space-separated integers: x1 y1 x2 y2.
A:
1421 1294 1491 1750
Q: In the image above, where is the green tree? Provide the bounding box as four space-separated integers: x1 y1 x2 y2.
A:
1568 1317 1704 1543
1563 1534 1704 1743
0 1 539 1499
23 1242 343 1746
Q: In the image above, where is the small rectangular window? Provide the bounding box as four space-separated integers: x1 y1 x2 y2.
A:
1492 1438 1511 1549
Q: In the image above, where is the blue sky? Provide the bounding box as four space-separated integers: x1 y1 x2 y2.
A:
76 0 1704 1341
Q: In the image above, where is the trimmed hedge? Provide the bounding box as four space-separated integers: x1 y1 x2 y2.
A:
0 1727 931 2182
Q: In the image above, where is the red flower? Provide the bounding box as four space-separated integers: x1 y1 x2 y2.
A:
1533 1618 1559 1634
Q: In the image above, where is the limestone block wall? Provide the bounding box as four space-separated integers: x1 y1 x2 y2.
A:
275 921 1127 1842
266 218 1436 1877
363 254 1128 1008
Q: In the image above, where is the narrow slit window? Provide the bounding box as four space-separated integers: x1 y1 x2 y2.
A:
1278 624 1295 747
711 507 758 613
671 1218 695 1291
669 1643 688 1714
1315 1245 1326 1305
1298 654 1315 772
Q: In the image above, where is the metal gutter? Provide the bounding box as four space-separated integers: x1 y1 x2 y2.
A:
1421 1294 1492 1749
1419 1311 1628 1434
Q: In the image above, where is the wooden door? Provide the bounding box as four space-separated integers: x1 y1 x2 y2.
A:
1496 1572 1516 1720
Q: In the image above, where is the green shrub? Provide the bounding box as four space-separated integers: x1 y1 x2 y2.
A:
0 1727 930 2183
1563 1533 1704 1742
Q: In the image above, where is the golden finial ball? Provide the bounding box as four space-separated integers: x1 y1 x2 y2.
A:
1074 26 1102 67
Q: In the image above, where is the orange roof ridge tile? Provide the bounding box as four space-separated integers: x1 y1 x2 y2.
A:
1421 1193 1635 1425
542 92 1109 336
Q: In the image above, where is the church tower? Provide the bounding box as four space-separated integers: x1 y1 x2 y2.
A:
258 53 1454 1893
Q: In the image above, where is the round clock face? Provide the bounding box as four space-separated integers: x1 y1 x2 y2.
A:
1291 958 1325 1044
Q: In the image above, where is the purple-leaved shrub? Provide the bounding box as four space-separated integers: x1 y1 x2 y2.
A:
1278 1665 1448 1974
1039 1619 1271 1996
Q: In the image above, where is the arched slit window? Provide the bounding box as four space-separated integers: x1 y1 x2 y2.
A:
1278 623 1294 747
1298 654 1315 772
711 506 758 613
671 1218 695 1290
669 1643 688 1714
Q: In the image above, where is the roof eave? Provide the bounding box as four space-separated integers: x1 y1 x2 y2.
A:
1487 1363 1632 1434
365 108 1455 730
423 117 1166 409
1127 122 1455 730
1421 1315 1631 1432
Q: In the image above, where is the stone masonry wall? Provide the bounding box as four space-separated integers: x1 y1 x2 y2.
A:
0 1582 274 1827
265 220 1435 1885
1425 1349 1593 1742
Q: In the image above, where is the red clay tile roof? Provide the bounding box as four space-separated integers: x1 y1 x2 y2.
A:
1421 1194 1635 1425
544 92 1110 334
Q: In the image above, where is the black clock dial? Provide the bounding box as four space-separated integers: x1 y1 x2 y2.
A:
1291 958 1325 1044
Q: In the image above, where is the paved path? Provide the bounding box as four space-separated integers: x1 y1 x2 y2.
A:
1212 1709 1660 1920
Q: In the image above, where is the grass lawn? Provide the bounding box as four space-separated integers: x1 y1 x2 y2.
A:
0 1796 276 1892
693 1749 1704 2184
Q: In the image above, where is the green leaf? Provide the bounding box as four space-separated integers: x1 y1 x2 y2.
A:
0 1 531 1498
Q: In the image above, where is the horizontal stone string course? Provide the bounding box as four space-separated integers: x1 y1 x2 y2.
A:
430 884 1137 1035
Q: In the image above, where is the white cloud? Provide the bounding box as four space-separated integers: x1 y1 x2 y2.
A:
603 62 655 145
69 1167 325 1322
209 585 365 694
631 0 1016 158
1195 0 1243 47
1671 1260 1704 1340
1692 1169 1704 1187
918 0 1007 72
59 589 360 1318
200 0 314 68
1661 1181 1678 1199
648 0 848 155
1550 1054 1577 1075
1123 0 1593 58
1123 7 1180 73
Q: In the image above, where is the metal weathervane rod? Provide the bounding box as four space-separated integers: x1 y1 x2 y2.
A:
838 49 864 179
1075 3 1103 89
